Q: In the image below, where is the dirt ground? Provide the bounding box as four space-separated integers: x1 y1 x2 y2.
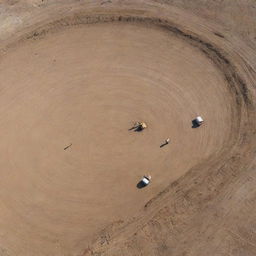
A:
0 1 255 256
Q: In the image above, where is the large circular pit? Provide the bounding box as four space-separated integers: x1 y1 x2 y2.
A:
0 5 254 256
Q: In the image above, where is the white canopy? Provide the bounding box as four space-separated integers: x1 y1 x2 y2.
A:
196 116 203 123
142 177 150 185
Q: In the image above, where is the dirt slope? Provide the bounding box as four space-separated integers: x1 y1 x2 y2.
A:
0 1 255 256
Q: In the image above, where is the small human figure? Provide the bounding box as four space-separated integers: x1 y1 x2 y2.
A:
160 138 170 148
64 143 72 150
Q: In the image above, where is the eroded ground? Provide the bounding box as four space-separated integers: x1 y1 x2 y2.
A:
0 1 255 256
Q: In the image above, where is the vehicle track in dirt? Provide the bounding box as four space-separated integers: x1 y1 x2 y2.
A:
0 1 255 256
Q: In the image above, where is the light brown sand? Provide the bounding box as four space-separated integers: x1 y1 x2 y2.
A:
0 1 255 256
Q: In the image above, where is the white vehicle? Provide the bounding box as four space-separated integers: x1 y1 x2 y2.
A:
195 116 204 126
141 175 151 186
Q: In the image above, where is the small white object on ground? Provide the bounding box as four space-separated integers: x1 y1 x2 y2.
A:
195 116 204 126
141 175 151 185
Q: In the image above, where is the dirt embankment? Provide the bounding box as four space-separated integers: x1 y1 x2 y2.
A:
0 1 255 256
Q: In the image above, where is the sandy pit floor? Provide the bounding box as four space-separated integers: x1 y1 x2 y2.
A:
0 1 255 256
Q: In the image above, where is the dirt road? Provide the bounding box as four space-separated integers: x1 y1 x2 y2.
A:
0 1 255 256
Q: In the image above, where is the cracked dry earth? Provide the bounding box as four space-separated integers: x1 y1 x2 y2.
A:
0 1 255 256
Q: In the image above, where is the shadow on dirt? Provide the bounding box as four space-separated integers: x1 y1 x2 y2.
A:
192 119 200 128
160 142 168 148
137 181 147 189
129 126 144 132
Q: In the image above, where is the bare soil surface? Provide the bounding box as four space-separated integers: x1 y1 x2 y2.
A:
0 1 255 256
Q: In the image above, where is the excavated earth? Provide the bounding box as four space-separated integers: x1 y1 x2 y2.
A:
0 1 255 256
